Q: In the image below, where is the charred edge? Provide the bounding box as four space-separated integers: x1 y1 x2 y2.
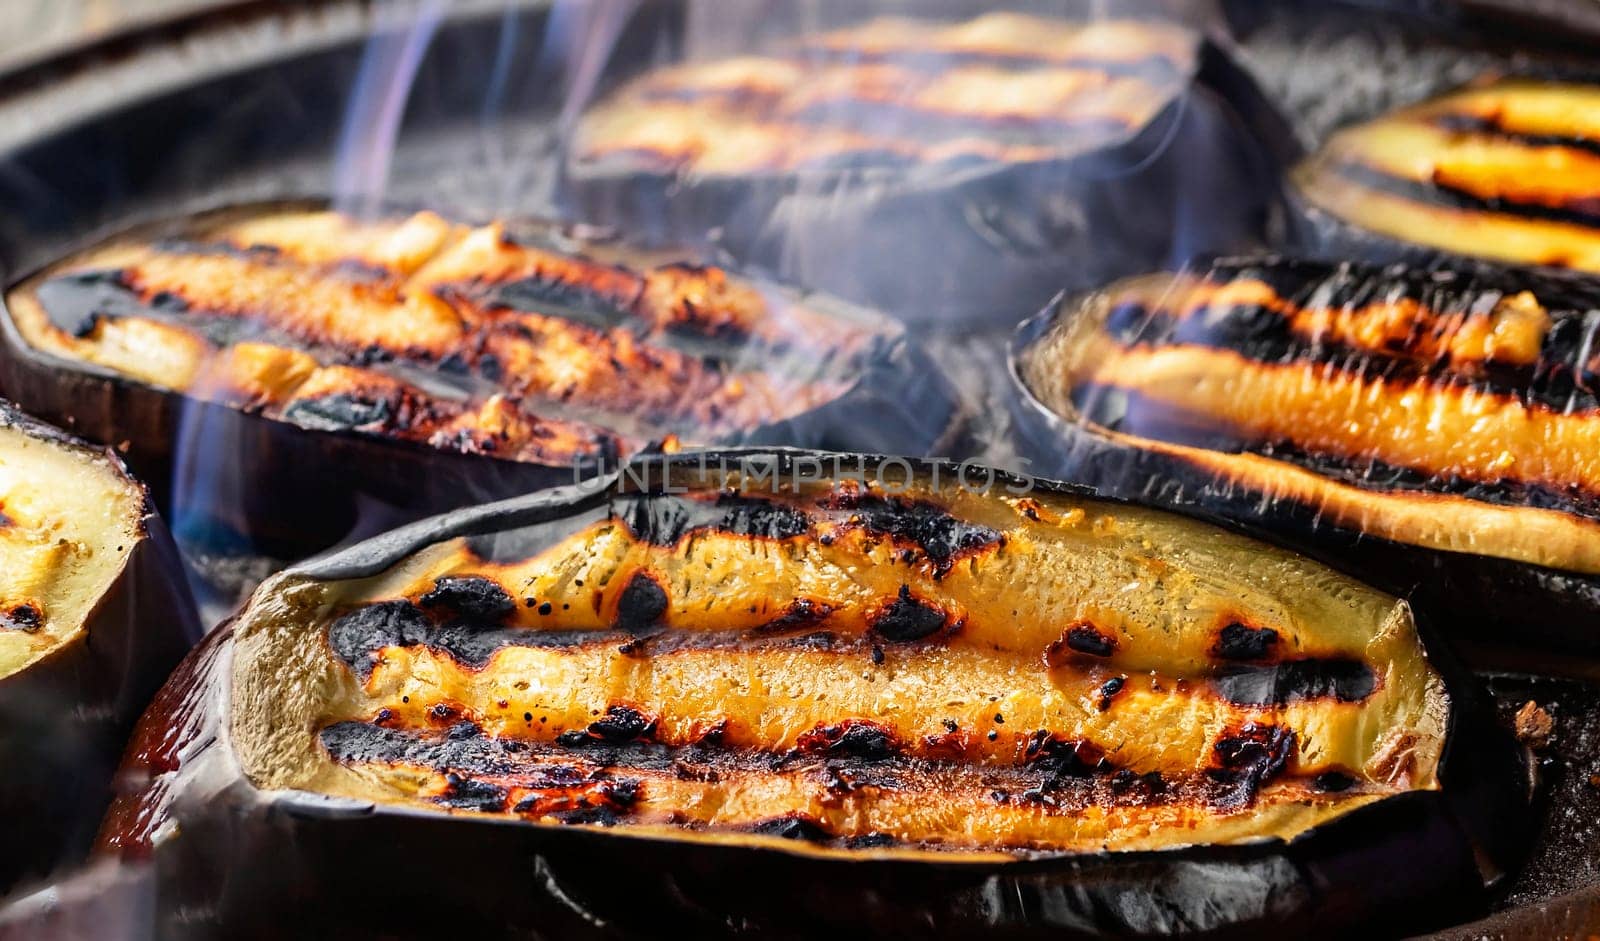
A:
821 492 1003 577
1044 622 1117 667
1213 622 1279 662
328 600 432 681
869 585 952 643
1072 380 1600 517
744 814 834 843
1212 659 1378 706
617 493 812 547
1209 723 1296 810
795 720 899 760
420 575 517 622
1022 733 1111 799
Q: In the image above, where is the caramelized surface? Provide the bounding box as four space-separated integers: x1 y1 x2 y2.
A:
231 462 1445 858
572 13 1194 179
1020 259 1600 574
1295 78 1600 270
6 209 885 465
0 419 143 680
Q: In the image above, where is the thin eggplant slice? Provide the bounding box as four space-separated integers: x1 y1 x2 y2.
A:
1291 77 1600 272
99 451 1525 939
1 206 951 556
566 12 1290 330
1012 255 1600 657
0 400 194 891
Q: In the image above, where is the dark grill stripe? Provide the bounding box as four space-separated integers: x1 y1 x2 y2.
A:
1328 158 1600 231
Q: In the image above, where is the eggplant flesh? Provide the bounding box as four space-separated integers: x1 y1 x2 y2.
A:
1291 78 1600 272
101 451 1523 938
566 13 1289 330
1013 255 1600 656
0 206 950 556
0 400 194 891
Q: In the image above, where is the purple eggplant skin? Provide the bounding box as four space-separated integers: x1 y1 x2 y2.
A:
0 401 198 894
563 42 1298 333
0 227 961 561
1006 278 1600 663
95 450 1529 940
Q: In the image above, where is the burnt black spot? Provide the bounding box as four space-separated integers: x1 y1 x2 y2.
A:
1046 623 1117 665
478 353 504 382
34 269 135 337
1313 771 1356 793
1210 724 1297 810
870 645 885 665
620 493 811 546
1213 659 1377 706
556 729 590 747
328 600 432 680
870 585 947 643
748 814 832 843
437 773 508 812
616 572 669 632
487 274 634 331
538 602 554 616
283 393 393 431
420 575 516 622
752 598 835 635
586 706 658 744
823 494 1001 577
796 721 898 760
1 604 42 633
1097 676 1126 711
1214 622 1280 661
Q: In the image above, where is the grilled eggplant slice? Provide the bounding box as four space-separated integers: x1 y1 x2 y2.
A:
0 400 194 891
1013 255 1600 658
99 450 1524 939
1290 76 1600 272
566 12 1289 330
0 206 950 557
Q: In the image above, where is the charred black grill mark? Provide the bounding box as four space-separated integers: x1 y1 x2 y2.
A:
1212 659 1378 706
1432 111 1600 161
480 273 640 335
1209 724 1296 810
1076 380 1600 517
821 493 1002 577
616 493 812 546
1214 622 1279 662
1329 158 1600 231
795 721 898 760
322 718 1360 837
615 572 669 632
328 600 432 681
578 706 659 745
420 575 516 622
750 598 835 635
869 585 950 643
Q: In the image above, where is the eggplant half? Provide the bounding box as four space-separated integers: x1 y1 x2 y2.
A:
0 400 195 892
0 205 951 557
98 450 1525 939
1290 76 1600 273
1012 254 1600 659
565 12 1290 330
